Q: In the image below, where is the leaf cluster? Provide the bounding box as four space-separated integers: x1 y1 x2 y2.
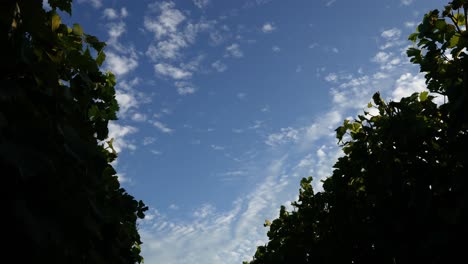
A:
407 0 468 121
1 1 146 263
245 1 468 263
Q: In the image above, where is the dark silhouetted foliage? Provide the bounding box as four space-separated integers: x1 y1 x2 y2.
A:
245 1 468 263
1 1 147 263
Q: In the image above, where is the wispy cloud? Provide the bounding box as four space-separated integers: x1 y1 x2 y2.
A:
222 170 247 176
392 72 426 101
211 144 225 150
193 203 216 218
174 81 197 95
77 0 102 9
140 157 292 264
107 122 137 153
261 22 276 33
154 63 192 79
193 0 210 9
106 51 138 76
144 1 214 60
401 0 413 5
225 43 243 58
143 137 156 146
145 1 186 39
381 28 401 40
169 204 180 210
115 90 138 116
103 7 128 20
131 113 147 122
139 10 433 264
265 127 299 146
308 43 319 49
325 0 336 7
114 78 147 119
212 60 227 72
272 45 280 52
153 121 174 134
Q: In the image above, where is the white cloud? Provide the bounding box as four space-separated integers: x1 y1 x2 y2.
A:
332 47 339 53
212 60 227 72
107 21 126 41
372 51 391 64
115 90 138 116
308 43 319 49
103 8 118 20
146 34 188 60
143 137 156 145
193 0 210 9
193 204 216 218
373 72 389 79
145 2 186 39
225 43 243 58
169 204 180 210
116 173 129 183
121 7 128 18
272 45 280 52
325 73 338 82
131 113 147 122
144 2 214 60
154 63 192 79
77 0 102 9
401 0 413 5
106 51 138 76
151 150 162 155
138 15 437 264
261 22 276 33
378 28 405 50
113 78 149 120
107 122 137 153
209 31 225 45
211 144 225 150
174 81 196 95
392 72 426 101
404 21 417 28
223 171 247 176
325 0 336 7
381 28 401 40
103 7 128 20
153 121 174 134
265 127 299 146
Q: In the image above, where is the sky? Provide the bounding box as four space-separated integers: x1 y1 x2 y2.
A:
57 0 447 263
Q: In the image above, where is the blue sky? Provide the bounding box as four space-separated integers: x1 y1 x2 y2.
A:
63 0 445 263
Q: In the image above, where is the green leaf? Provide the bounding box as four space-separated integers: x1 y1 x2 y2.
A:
435 19 447 30
419 91 429 102
51 13 61 32
85 34 106 52
449 34 460 48
408 32 418 42
372 92 385 106
453 13 466 26
96 51 106 66
72 23 84 36
48 0 72 14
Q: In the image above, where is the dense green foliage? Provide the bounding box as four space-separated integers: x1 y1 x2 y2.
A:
1 1 147 263
245 1 468 263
